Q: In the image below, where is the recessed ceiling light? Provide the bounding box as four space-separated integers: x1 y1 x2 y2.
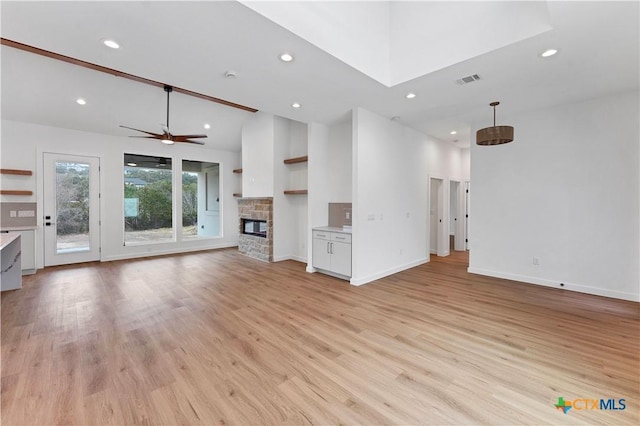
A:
103 39 120 49
406 92 416 99
292 102 301 108
204 123 211 129
127 162 137 167
450 130 457 135
540 48 558 58
280 53 294 62
76 98 86 105
224 70 237 79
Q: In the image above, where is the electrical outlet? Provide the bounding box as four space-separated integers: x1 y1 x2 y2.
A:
9 210 17 218
367 214 375 221
18 210 35 218
533 257 540 266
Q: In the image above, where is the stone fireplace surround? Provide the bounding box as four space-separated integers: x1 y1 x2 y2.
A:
237 197 273 262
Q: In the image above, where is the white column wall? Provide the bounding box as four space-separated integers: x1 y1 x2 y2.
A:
351 107 465 285
241 111 274 198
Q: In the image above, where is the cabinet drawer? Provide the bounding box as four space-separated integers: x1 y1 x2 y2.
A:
331 233 351 243
312 230 330 240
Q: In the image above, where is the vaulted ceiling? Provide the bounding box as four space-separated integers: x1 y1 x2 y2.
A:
1 1 638 151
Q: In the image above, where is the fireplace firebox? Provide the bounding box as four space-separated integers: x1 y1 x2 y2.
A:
242 219 267 238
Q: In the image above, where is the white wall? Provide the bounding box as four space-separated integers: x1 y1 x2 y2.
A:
460 148 470 181
351 107 465 285
242 111 274 198
272 116 291 261
1 119 241 268
469 91 639 301
287 120 309 262
327 119 353 202
306 116 353 270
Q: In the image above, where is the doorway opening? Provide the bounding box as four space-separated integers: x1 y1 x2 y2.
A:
429 177 447 257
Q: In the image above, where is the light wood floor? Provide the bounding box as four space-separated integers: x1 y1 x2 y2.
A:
1 249 638 425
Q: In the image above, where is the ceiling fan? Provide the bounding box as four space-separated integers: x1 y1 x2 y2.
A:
120 85 207 145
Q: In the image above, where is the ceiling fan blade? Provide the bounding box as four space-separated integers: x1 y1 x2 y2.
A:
128 135 163 139
172 134 208 139
120 125 163 138
175 139 205 145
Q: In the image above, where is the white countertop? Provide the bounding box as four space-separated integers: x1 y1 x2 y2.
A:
1 226 37 231
313 226 352 234
0 232 20 251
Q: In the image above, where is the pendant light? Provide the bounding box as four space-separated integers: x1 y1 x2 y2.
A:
476 101 514 145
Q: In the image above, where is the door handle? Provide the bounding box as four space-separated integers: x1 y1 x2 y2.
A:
327 241 330 253
45 222 55 226
330 242 334 254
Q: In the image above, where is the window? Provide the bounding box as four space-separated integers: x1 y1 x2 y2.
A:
182 160 220 239
55 161 91 252
124 154 173 244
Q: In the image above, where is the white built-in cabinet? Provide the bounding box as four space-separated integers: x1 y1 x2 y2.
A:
312 228 351 278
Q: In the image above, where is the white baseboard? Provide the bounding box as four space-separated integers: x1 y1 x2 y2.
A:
467 267 639 302
272 255 307 263
102 243 238 262
350 258 428 286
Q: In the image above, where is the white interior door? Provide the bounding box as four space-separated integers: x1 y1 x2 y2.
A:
429 177 447 256
430 179 439 254
43 153 100 266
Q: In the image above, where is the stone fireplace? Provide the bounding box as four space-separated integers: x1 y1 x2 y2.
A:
237 197 273 262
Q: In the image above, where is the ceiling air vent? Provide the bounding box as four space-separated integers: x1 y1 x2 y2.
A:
455 74 481 85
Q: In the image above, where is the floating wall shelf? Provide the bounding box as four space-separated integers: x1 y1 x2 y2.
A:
283 155 308 165
0 190 33 196
0 169 33 176
233 168 243 174
233 193 242 197
284 190 308 195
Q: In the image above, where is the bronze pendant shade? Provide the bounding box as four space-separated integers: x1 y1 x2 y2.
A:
476 101 514 145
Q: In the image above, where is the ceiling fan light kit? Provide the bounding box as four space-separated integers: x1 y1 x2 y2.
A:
120 85 208 145
476 101 514 146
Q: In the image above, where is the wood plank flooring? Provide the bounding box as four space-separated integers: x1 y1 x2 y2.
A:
1 248 638 425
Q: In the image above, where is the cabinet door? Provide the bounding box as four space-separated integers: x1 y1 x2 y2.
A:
312 237 332 271
330 241 352 277
17 230 36 272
